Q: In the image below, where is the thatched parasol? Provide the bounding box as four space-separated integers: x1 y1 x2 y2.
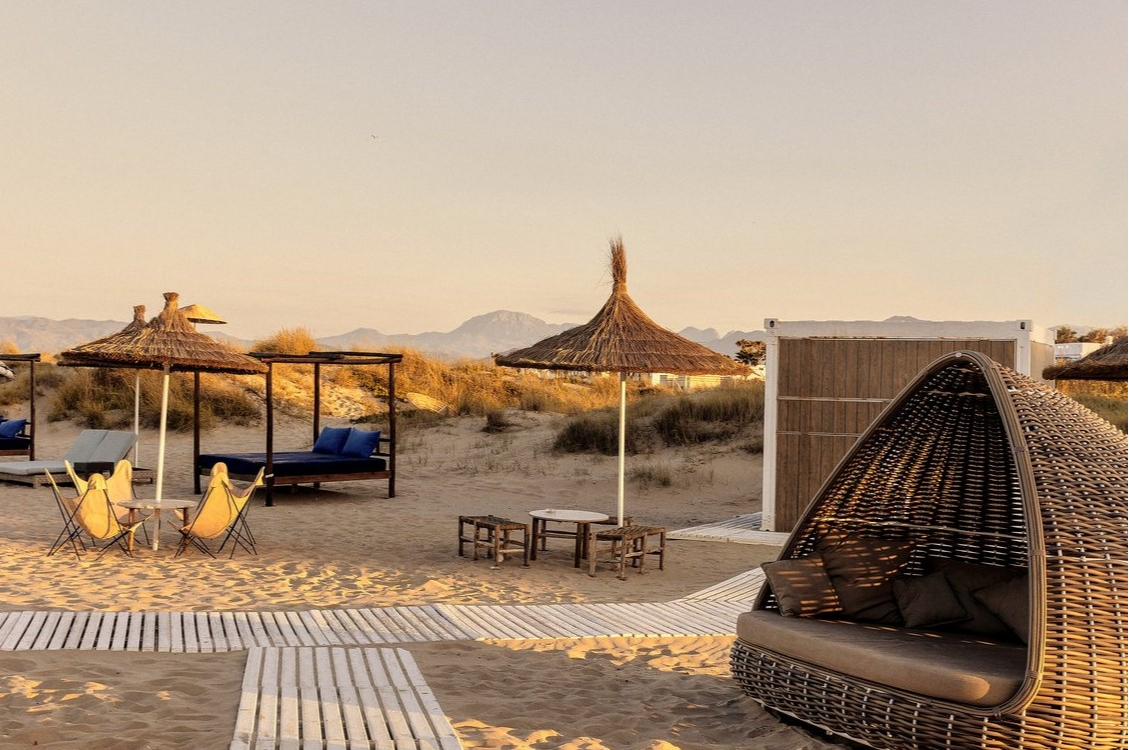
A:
1043 337 1128 381
495 238 750 525
62 305 149 463
60 292 265 501
181 303 227 326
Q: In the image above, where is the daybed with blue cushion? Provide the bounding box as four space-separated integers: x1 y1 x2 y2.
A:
198 426 392 504
0 417 31 457
194 350 402 506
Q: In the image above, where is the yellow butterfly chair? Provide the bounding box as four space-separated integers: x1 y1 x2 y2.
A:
176 466 265 558
65 459 150 544
63 473 146 558
45 471 84 556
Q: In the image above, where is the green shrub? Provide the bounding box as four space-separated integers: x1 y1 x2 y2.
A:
652 382 765 446
1070 394 1127 433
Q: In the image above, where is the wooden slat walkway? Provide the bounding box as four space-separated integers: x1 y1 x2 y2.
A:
230 646 462 750
0 570 765 749
667 513 790 546
0 599 756 652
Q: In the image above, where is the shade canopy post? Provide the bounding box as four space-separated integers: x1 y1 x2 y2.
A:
155 365 170 501
617 372 627 526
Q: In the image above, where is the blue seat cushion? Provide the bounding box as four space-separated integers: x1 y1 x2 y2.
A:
199 452 387 478
313 426 352 455
341 429 381 458
0 419 26 438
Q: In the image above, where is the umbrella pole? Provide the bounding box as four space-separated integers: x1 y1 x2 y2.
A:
617 371 626 526
155 365 170 501
133 371 141 465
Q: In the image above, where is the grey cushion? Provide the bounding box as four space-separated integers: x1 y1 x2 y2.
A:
63 430 109 463
0 460 67 476
818 535 915 624
893 572 970 628
86 431 137 463
762 557 842 617
933 560 1020 639
736 610 1026 707
974 575 1030 644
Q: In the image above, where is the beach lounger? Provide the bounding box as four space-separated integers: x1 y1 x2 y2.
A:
0 430 137 486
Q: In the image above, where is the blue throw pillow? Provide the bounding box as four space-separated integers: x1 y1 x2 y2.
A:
313 426 352 455
341 429 381 458
0 418 26 438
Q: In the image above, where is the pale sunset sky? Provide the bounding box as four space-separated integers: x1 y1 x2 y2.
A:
1 2 1125 341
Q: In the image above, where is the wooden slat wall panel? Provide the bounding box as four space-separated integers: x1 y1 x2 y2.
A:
774 338 1018 530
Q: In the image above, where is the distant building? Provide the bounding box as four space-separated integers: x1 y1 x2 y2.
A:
1054 342 1104 362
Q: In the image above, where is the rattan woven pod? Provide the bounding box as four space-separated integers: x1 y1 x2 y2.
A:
731 351 1128 750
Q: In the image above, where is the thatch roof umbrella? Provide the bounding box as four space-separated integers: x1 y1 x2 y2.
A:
60 292 265 501
495 238 750 525
1042 337 1128 381
181 303 227 326
62 305 150 463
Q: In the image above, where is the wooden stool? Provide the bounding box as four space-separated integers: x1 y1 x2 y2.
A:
633 526 666 572
458 514 529 567
588 525 648 580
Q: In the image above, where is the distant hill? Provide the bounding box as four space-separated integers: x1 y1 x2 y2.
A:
0 310 758 360
0 316 123 354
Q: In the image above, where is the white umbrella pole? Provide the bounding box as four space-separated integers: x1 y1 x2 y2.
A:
155 366 170 501
617 371 626 526
133 371 140 465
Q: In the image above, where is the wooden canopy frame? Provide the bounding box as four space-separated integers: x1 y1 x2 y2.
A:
193 351 402 506
0 354 41 459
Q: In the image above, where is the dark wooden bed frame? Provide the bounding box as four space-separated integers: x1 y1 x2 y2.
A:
193 351 402 506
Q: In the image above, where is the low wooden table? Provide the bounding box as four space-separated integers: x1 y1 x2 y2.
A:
528 509 609 568
120 498 197 553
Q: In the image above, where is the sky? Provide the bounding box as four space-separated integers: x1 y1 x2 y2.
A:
1 2 1125 341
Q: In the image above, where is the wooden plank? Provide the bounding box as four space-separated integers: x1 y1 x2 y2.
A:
347 648 395 749
316 646 346 750
338 609 382 645
182 611 199 653
166 612 183 653
254 647 280 750
17 611 49 651
47 611 76 651
79 611 102 650
396 648 463 750
63 612 88 650
302 609 338 646
230 646 263 750
419 604 478 642
382 648 440 749
259 611 286 647
278 648 300 750
235 611 263 649
221 612 241 651
141 611 157 651
331 648 369 750
353 608 398 644
363 649 415 750
158 611 172 652
298 648 322 750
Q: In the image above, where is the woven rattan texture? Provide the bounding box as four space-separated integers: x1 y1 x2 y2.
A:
731 351 1128 750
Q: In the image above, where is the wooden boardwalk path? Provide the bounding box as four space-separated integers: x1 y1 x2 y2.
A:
231 646 462 750
0 571 764 748
667 513 790 546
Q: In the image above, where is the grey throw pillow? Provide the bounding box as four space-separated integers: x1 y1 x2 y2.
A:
974 574 1030 643
762 557 843 617
818 535 915 624
932 559 1020 639
893 572 970 628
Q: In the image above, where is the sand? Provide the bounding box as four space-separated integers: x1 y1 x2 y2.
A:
0 411 844 749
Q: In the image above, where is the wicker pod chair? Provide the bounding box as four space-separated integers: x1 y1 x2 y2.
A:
731 350 1128 750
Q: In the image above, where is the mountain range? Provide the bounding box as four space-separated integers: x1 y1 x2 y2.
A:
0 311 760 360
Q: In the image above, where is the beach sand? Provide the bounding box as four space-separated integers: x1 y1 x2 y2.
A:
0 411 844 749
